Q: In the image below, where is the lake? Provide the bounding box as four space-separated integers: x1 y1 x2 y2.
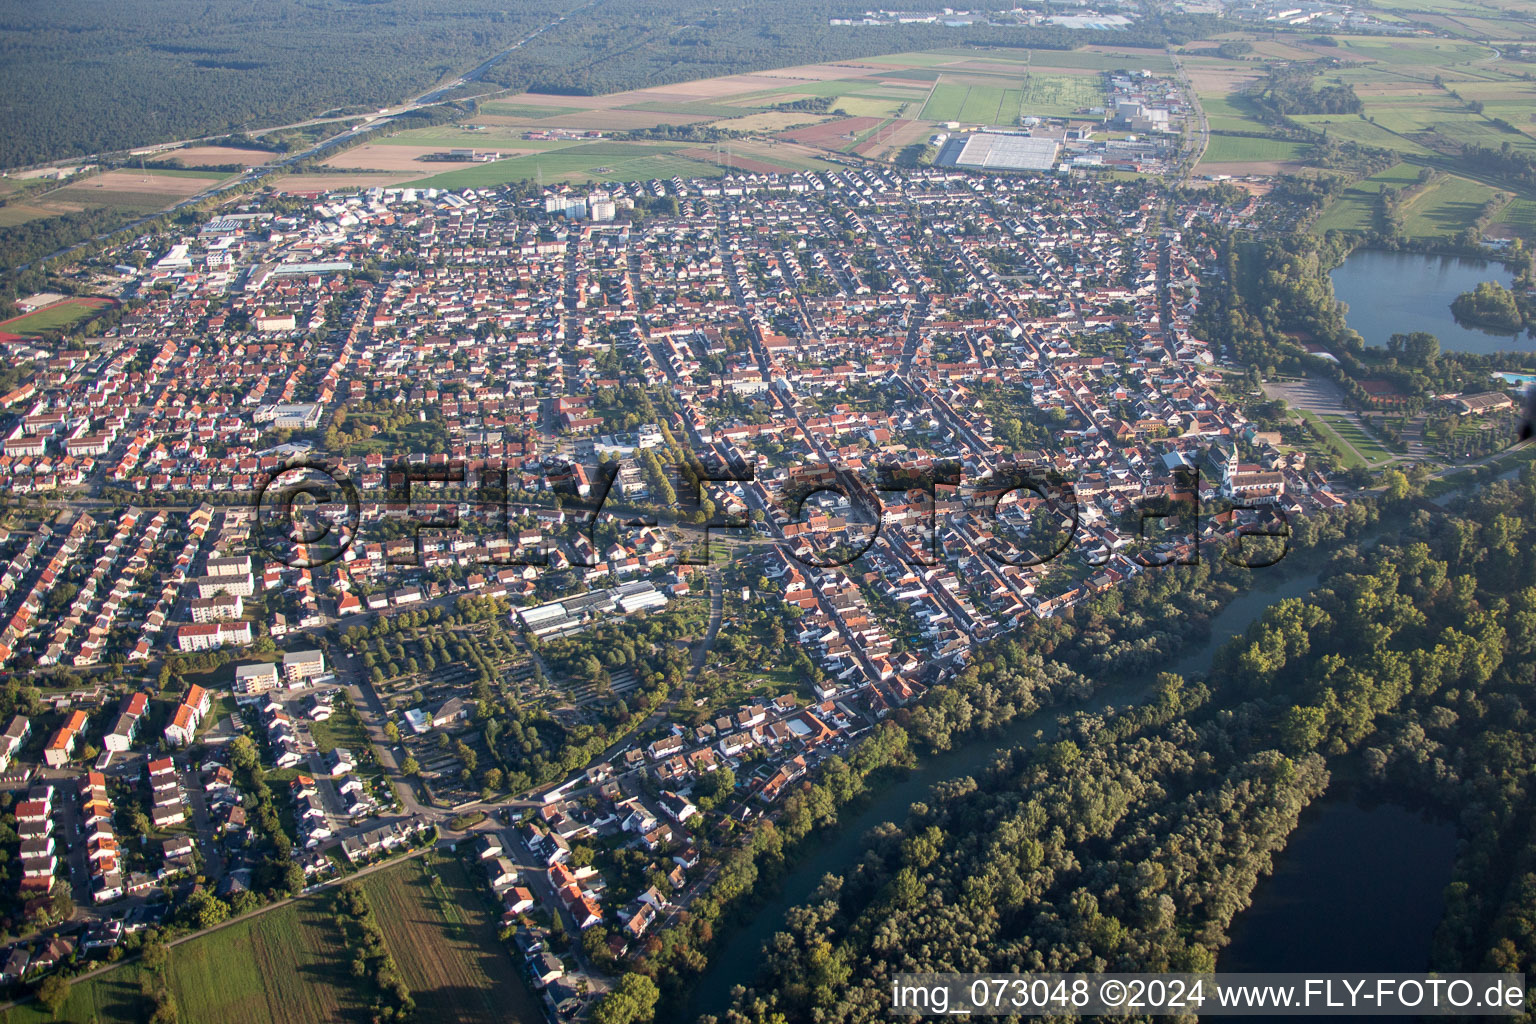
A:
1330 249 1529 355
1221 796 1457 973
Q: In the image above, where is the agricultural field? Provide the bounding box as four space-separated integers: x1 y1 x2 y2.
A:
1195 91 1272 135
161 145 275 168
0 897 364 1024
1019 72 1107 117
1310 164 1502 242
302 45 1151 184
35 167 231 215
708 111 835 133
0 166 231 226
165 899 367 1024
827 94 915 119
355 125 839 187
0 203 61 228
0 963 148 1024
277 172 417 194
1288 114 1435 154
480 101 588 120
324 143 547 172
1495 197 1536 240
1313 162 1425 235
1020 46 1175 73
0 297 113 335
1177 28 1536 187
780 117 884 147
1397 173 1500 238
372 126 598 150
403 141 721 188
361 855 542 1024
1330 36 1494 66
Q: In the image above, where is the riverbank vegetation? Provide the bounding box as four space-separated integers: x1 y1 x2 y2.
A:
627 503 1373 1019
707 472 1536 1023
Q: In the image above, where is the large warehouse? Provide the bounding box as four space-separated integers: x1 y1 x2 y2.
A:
939 132 1060 171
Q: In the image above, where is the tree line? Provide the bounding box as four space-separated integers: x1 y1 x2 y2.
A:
708 471 1536 1023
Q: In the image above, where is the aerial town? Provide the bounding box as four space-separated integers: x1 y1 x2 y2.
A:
4 0 1536 1011
0 161 1361 1017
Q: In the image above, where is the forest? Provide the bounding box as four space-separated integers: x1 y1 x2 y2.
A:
478 1 1214 97
1252 65 1364 118
0 0 1219 167
1452 280 1527 334
0 0 570 166
701 471 1536 1024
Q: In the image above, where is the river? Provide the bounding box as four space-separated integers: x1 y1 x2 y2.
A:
684 565 1329 1020
1329 249 1529 355
683 463 1522 1018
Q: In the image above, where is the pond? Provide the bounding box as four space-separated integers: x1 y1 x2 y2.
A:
1330 249 1529 355
1221 796 1457 973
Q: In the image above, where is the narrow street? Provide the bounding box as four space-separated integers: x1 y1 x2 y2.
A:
181 766 224 880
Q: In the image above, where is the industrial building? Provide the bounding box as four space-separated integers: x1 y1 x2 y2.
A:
938 132 1060 172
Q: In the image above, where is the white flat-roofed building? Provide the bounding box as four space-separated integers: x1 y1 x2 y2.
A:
254 403 324 430
945 133 1059 171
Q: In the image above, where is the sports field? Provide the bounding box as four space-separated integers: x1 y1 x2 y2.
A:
0 297 113 335
918 67 1104 124
921 82 1022 124
1201 135 1310 164
1322 414 1397 464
